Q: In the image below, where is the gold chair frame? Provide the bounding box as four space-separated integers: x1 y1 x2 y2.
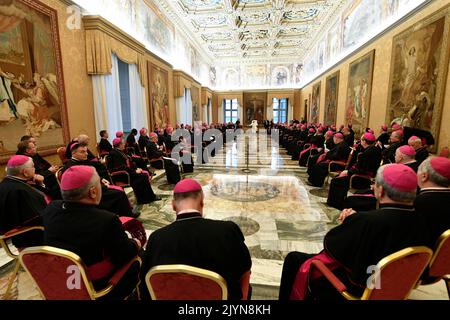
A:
0 226 44 299
311 246 432 300
19 246 141 300
145 264 228 300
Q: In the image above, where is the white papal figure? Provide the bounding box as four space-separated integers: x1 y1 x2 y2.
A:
251 120 258 134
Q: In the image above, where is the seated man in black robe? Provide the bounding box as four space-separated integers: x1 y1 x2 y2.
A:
382 130 404 165
308 133 350 187
140 179 252 300
279 164 429 300
63 143 138 218
0 155 45 248
108 138 160 204
98 130 112 156
146 132 164 169
415 157 450 248
327 133 381 210
138 128 150 152
395 145 419 172
42 165 141 300
126 128 140 155
408 135 429 166
17 139 61 200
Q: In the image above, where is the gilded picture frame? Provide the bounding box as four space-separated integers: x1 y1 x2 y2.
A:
345 50 375 136
0 0 69 163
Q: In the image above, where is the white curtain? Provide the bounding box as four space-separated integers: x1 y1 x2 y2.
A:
175 96 184 126
208 99 212 124
267 99 274 122
104 54 122 135
129 64 148 131
288 101 294 122
218 101 223 123
203 104 208 124
184 88 193 126
92 54 122 136
237 101 243 122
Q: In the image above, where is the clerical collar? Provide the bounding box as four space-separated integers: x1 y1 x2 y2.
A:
6 175 29 183
176 210 202 221
420 187 450 192
379 203 414 211
62 201 96 210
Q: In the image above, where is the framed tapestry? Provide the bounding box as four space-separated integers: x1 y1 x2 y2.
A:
345 50 375 135
386 7 450 150
0 0 68 163
148 62 169 129
324 71 340 126
310 82 321 124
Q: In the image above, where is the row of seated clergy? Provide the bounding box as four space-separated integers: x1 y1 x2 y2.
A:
16 137 62 200
62 143 137 217
307 133 351 187
107 138 160 204
326 133 382 210
342 145 420 212
0 160 251 300
279 161 450 300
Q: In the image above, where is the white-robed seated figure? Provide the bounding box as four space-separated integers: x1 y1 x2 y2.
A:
250 120 258 134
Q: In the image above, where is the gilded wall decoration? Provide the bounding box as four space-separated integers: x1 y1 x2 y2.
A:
386 8 450 148
324 71 340 126
0 0 68 160
345 50 375 135
310 82 321 124
148 63 169 129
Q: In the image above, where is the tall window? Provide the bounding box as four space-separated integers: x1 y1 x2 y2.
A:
118 59 132 132
224 99 238 123
273 98 288 123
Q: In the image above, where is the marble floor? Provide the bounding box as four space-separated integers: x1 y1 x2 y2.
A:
1 133 448 300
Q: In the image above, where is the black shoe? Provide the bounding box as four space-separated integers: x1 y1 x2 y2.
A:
153 196 162 201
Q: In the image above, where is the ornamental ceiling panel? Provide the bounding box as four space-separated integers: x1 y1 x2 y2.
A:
156 0 349 66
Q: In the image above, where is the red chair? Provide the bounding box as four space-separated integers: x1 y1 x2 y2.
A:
416 229 450 298
56 147 68 165
104 155 131 188
145 265 228 300
310 246 432 300
0 226 44 299
19 246 141 300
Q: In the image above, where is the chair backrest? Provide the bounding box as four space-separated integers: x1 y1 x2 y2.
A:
19 246 98 300
145 264 228 300
55 167 64 185
362 246 432 300
56 147 68 164
344 148 356 170
428 229 450 278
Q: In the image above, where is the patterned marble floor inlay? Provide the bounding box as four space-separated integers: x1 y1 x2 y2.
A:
1 135 447 300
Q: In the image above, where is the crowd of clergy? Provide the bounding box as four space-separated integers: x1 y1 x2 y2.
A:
0 120 449 300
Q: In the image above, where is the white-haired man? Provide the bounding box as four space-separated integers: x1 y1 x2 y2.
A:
42 165 141 300
0 155 45 247
415 157 450 247
408 135 429 166
280 164 429 300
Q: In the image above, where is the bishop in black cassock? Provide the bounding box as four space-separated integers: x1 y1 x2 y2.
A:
280 164 430 300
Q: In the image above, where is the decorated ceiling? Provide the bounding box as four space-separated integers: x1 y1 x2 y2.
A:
157 0 346 66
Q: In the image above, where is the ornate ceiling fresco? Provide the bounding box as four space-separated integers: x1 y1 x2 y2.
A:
156 0 347 67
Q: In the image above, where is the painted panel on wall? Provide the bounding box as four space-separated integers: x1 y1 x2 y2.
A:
386 9 450 148
310 82 321 124
345 50 375 135
0 0 68 160
342 0 383 50
148 63 169 129
324 71 340 126
244 92 266 126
